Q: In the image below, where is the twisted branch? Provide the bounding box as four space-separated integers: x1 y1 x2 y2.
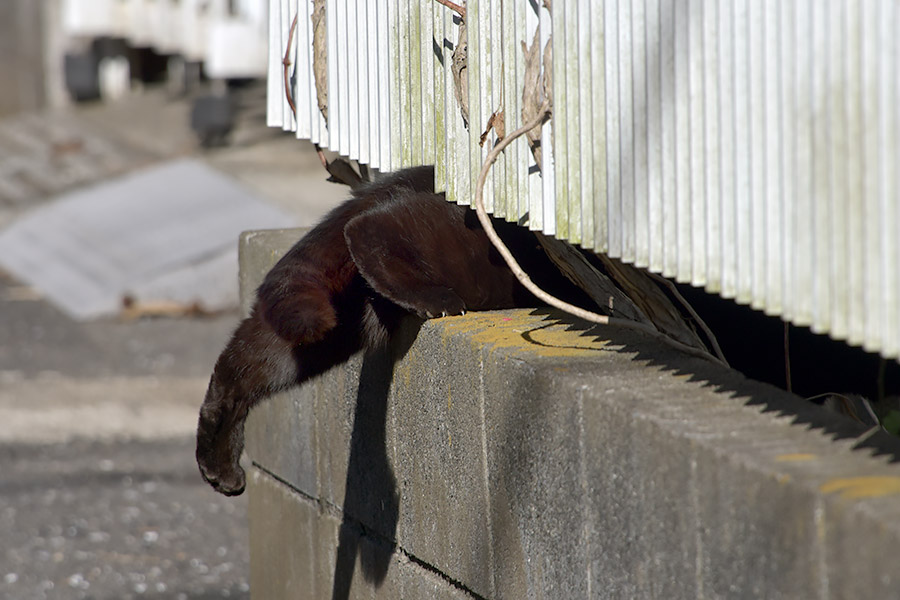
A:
472 105 725 366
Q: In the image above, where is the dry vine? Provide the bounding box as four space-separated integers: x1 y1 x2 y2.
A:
283 12 364 188
472 104 726 366
434 0 466 19
467 8 725 363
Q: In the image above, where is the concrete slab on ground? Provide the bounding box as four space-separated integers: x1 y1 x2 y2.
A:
0 373 207 444
203 134 349 228
0 158 294 320
0 91 195 225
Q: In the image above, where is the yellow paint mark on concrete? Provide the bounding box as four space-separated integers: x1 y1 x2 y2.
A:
397 361 411 388
439 311 610 359
820 476 900 499
775 453 817 463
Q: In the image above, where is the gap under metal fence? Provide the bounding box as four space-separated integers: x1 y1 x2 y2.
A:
268 0 900 363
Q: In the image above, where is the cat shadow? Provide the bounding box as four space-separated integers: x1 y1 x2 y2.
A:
330 318 421 600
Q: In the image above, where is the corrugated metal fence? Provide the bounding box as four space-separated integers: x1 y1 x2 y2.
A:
268 0 900 362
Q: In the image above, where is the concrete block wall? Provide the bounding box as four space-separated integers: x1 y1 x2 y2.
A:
240 229 900 600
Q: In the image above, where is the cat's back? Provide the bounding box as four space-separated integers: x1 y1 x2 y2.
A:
351 165 436 204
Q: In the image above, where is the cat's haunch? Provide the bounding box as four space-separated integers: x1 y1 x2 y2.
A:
196 166 585 495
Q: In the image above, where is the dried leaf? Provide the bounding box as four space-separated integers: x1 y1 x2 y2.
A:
535 233 649 324
521 29 546 169
120 295 217 320
479 109 505 147
312 0 328 122
451 21 469 128
597 256 708 351
542 37 553 107
536 235 710 354
325 157 364 189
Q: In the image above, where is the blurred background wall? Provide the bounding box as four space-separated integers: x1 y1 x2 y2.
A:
0 0 68 117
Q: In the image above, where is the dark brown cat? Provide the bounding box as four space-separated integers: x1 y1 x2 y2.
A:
196 166 588 495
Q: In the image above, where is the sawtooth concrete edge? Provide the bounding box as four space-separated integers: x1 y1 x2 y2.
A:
239 229 900 600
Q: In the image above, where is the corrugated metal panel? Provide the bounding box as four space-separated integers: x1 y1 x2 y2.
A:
269 0 900 362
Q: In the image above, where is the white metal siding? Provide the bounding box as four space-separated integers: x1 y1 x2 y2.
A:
269 0 900 362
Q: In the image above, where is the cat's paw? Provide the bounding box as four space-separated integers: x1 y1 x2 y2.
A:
411 286 467 319
196 399 247 496
196 443 246 496
198 458 246 496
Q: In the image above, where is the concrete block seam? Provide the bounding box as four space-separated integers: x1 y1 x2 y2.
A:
476 353 498 599
575 387 595 600
252 460 322 508
251 463 488 600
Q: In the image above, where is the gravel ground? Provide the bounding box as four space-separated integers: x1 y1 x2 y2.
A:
1 438 249 600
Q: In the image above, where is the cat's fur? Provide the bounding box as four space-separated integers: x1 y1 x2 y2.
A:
196 166 588 495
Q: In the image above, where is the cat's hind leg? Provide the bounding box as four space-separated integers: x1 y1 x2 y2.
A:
343 194 471 319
